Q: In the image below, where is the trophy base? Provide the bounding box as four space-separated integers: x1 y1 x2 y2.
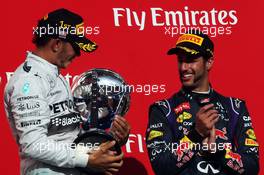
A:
74 129 121 174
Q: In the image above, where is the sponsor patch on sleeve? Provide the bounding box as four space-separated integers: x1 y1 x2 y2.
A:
245 138 259 147
147 130 163 141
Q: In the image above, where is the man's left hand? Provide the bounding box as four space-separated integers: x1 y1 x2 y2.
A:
110 116 130 145
203 126 216 153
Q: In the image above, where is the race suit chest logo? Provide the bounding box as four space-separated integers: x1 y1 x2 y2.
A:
245 138 259 147
215 127 228 140
20 119 41 127
17 102 40 111
17 95 39 102
176 111 192 123
225 149 245 173
48 113 81 135
48 90 62 97
49 99 74 113
22 82 30 95
147 130 163 141
246 129 256 140
174 102 190 114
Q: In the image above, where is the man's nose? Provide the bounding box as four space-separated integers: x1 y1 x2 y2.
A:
180 62 190 71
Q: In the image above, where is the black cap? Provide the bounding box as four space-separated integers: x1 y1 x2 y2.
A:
167 30 214 58
36 8 97 54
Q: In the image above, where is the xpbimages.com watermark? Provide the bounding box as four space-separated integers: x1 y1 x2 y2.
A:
5 72 167 96
32 141 101 153
32 24 100 37
148 140 232 156
95 84 166 96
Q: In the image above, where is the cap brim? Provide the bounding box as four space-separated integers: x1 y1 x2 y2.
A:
167 47 179 55
72 35 98 53
167 47 203 60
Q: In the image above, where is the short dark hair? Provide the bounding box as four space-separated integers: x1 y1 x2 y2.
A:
32 34 52 47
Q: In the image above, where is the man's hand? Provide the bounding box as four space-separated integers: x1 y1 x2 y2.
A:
88 141 124 174
110 116 130 145
195 104 219 137
202 126 216 153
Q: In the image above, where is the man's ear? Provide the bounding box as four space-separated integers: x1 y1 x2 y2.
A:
206 57 214 71
50 39 63 53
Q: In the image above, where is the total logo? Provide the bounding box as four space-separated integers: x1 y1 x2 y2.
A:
176 112 192 123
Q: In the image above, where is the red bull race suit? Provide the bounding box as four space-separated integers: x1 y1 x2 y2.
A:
146 88 259 175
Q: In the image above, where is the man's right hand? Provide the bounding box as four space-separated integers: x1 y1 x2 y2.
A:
195 104 219 137
87 141 123 175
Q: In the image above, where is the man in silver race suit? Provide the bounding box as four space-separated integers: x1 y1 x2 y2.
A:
4 8 130 175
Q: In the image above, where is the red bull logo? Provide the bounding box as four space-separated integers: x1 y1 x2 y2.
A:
175 145 185 161
215 127 228 140
225 150 243 167
174 136 192 161
174 102 190 114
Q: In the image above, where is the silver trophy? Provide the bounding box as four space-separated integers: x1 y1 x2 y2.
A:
71 68 131 174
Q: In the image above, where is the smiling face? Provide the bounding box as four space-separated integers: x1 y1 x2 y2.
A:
177 52 212 91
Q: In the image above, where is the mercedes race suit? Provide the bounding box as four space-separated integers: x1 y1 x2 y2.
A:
4 52 89 175
146 88 259 175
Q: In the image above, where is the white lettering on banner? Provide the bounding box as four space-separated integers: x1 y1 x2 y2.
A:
125 134 145 153
113 7 238 28
112 7 238 37
64 73 79 86
113 8 146 31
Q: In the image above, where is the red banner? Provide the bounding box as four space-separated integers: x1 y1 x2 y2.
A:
0 1 262 174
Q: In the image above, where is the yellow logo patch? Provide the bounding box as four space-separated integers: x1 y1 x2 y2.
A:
177 112 192 123
176 34 204 46
179 135 193 149
246 129 256 140
245 138 259 146
75 42 97 52
148 130 163 141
